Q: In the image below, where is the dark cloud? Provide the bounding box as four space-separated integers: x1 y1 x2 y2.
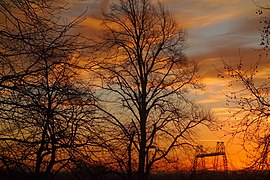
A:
63 0 110 17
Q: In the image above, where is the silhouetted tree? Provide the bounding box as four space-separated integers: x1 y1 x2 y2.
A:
221 56 270 170
93 0 213 179
219 1 270 171
0 0 96 179
253 0 270 51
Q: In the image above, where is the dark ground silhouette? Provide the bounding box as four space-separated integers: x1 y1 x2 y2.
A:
1 169 270 180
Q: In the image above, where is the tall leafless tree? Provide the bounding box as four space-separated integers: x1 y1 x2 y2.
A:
219 1 270 171
92 0 213 179
0 0 96 179
221 56 270 170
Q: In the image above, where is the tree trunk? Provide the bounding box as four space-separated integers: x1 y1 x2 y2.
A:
45 135 56 180
127 132 134 180
35 121 49 177
137 114 147 180
137 145 146 180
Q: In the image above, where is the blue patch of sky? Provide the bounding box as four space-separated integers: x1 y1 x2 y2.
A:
186 17 259 56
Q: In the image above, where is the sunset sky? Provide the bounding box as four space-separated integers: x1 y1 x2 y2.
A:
65 0 268 169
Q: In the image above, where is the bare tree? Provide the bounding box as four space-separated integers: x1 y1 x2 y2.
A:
253 0 270 51
0 0 96 179
220 56 270 170
219 1 270 171
92 0 213 179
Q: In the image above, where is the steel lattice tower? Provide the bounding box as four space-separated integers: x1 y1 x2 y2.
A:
192 141 228 172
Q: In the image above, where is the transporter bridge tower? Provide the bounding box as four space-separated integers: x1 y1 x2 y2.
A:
192 141 228 172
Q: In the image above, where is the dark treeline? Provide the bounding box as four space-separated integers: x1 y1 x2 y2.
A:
1 169 270 180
